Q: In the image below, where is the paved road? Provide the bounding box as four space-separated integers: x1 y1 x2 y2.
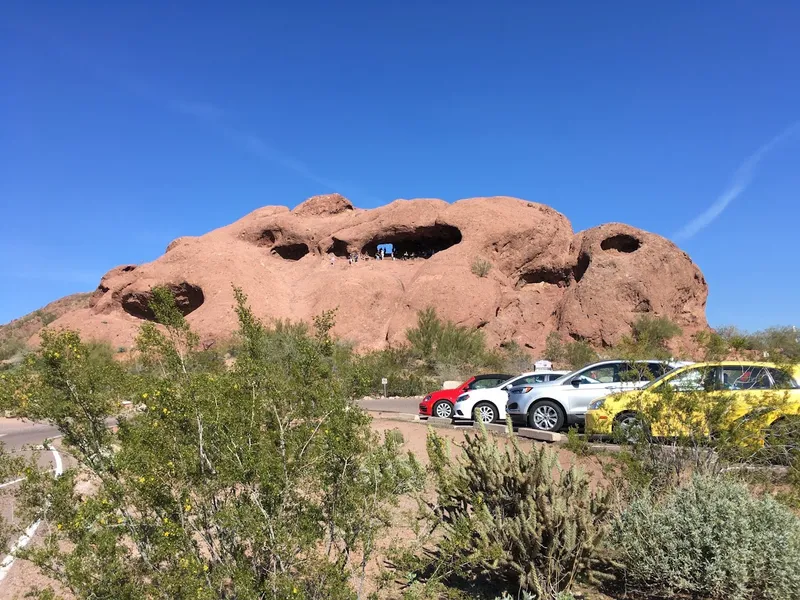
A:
0 420 61 452
357 397 421 414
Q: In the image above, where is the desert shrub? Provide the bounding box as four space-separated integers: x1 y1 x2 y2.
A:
0 338 25 362
715 325 800 362
563 339 598 370
544 332 565 363
611 476 800 600
614 315 681 360
0 286 424 599
422 425 611 598
407 308 490 371
471 257 492 278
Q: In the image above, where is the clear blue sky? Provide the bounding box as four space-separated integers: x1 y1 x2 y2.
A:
2 1 798 330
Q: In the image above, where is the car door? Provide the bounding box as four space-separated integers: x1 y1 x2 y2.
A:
715 364 775 435
654 365 719 436
567 364 620 416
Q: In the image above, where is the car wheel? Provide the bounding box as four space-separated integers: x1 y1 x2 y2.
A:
472 402 498 423
528 400 565 432
613 412 649 443
432 401 453 419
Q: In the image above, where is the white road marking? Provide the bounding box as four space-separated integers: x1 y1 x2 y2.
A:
0 478 24 489
0 443 63 583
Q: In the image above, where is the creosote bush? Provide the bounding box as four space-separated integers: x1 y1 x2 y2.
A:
421 424 612 599
470 257 492 278
611 476 800 600
0 285 425 599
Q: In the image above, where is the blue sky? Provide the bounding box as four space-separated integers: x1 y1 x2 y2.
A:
1 1 798 330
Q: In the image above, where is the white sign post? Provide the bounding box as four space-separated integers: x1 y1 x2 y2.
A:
381 377 388 397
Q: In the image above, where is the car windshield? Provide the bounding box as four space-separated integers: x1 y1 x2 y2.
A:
641 366 678 389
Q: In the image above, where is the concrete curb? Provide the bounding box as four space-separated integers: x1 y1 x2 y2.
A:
518 428 564 443
367 410 565 444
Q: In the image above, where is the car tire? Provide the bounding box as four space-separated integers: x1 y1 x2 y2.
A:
472 402 498 423
613 412 650 443
432 401 453 419
528 400 565 432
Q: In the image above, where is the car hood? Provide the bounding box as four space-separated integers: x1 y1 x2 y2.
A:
426 388 462 401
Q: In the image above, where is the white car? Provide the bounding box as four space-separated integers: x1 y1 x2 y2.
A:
506 360 692 431
453 371 570 423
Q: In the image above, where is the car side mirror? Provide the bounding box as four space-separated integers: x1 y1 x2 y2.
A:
503 384 511 391
571 379 580 388
461 386 469 392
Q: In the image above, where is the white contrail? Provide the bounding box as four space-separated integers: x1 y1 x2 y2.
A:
674 122 799 241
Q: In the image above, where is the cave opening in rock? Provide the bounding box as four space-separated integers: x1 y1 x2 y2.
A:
360 224 462 258
272 243 310 260
327 238 350 257
518 267 572 288
122 283 205 321
601 234 641 253
573 252 590 282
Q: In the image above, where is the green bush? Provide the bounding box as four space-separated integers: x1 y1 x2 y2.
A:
611 476 800 600
423 425 611 598
406 307 489 371
563 339 598 370
471 257 493 278
0 286 425 599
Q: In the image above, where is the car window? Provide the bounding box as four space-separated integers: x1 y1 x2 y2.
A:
618 362 659 383
648 362 671 379
469 378 504 390
517 374 546 385
573 365 617 384
721 365 772 390
769 368 799 390
666 367 714 392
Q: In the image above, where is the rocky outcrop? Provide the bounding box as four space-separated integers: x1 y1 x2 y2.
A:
25 194 709 353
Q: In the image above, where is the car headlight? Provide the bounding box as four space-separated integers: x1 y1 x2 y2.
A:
588 399 605 410
424 394 431 402
456 393 469 403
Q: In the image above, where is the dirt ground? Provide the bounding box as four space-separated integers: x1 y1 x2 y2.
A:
0 416 615 600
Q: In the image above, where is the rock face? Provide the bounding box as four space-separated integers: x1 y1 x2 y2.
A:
35 195 709 353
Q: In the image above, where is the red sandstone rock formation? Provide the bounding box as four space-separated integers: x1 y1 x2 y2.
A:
21 195 709 353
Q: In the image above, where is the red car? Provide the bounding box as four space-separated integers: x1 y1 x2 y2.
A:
419 373 512 419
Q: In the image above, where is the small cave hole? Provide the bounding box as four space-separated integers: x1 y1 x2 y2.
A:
121 265 137 272
259 230 277 246
272 243 310 260
327 238 350 257
122 283 204 321
601 234 641 253
360 224 462 258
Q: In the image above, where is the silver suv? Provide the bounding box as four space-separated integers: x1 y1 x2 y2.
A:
506 360 691 431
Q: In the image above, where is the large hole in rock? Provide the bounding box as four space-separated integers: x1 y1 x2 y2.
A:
122 283 204 321
517 252 591 288
360 224 462 257
601 234 641 253
573 252 590 282
327 238 350 257
518 267 572 288
272 243 309 260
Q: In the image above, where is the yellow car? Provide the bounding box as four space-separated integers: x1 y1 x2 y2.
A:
585 361 800 441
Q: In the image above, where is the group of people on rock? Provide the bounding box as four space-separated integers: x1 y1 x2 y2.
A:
327 242 439 265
